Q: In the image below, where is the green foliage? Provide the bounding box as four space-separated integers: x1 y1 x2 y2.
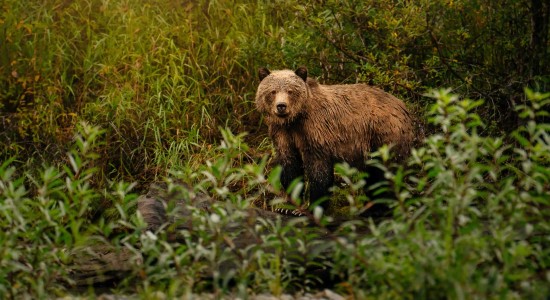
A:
265 0 549 129
329 89 549 298
0 0 287 182
0 122 107 297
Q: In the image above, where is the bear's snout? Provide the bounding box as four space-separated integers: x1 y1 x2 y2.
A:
276 103 287 114
274 93 290 116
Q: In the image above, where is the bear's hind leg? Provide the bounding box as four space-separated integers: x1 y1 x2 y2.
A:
362 165 392 218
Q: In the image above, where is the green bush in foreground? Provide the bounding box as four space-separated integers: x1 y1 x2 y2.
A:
330 88 549 298
0 89 549 298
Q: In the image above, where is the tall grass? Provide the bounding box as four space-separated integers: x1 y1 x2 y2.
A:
0 0 300 185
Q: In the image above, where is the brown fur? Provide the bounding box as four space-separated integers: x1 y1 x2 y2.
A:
256 67 415 209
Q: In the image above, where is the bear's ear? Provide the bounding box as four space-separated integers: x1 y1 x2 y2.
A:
258 68 271 81
294 66 307 82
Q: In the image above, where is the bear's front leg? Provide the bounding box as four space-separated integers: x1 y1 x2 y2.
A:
272 130 304 193
305 158 334 210
278 151 304 192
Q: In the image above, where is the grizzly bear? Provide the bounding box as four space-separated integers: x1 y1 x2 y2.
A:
255 66 415 211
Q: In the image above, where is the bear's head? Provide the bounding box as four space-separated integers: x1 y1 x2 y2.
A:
255 67 309 126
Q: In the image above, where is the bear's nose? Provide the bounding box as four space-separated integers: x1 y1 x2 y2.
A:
276 103 287 113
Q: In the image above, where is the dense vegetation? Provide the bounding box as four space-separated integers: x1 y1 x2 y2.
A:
1 0 549 298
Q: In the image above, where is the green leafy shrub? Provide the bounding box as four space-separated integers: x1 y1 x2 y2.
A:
0 122 108 297
328 89 549 298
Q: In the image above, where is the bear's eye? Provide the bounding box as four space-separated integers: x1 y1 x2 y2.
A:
288 90 293 96
270 90 276 95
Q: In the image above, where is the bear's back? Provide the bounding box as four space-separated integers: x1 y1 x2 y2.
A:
303 80 414 161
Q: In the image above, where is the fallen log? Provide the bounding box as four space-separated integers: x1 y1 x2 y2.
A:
67 182 370 290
